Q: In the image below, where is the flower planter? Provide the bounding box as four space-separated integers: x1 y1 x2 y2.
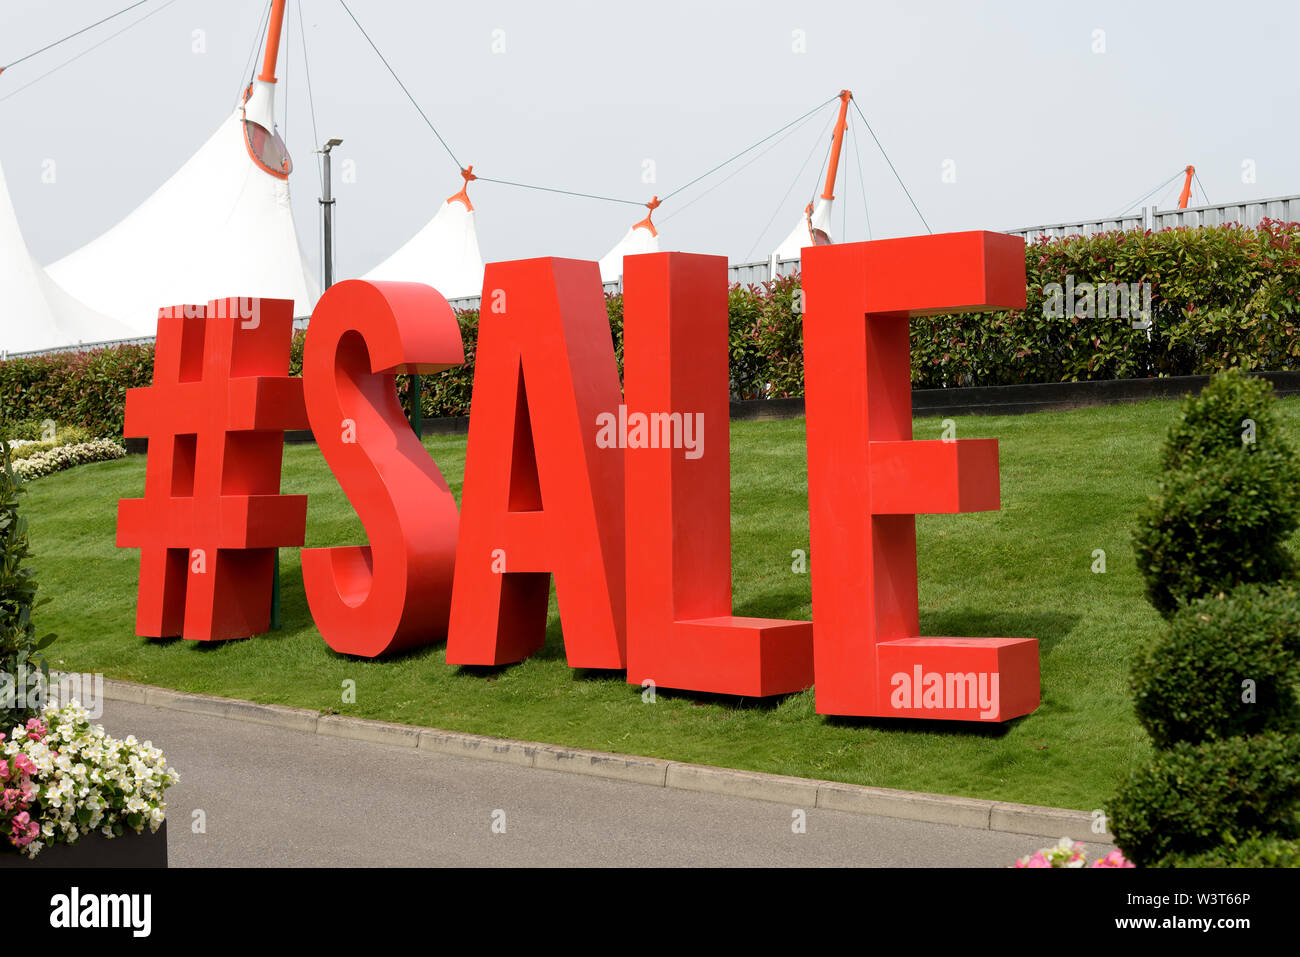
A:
3 703 179 870
0 822 167 869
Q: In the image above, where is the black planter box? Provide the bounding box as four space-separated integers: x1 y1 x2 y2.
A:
0 821 167 869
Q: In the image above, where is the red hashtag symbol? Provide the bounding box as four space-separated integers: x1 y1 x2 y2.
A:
116 297 308 641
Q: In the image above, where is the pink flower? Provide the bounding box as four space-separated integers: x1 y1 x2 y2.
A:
10 812 38 848
1089 849 1135 868
11 754 36 776
1025 852 1052 868
24 719 46 741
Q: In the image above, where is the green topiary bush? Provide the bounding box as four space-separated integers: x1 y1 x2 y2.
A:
1160 835 1300 868
1131 585 1300 748
1159 365 1294 471
1114 373 1300 867
1133 369 1300 618
1108 731 1300 866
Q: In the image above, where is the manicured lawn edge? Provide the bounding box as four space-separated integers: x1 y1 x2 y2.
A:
98 676 1113 842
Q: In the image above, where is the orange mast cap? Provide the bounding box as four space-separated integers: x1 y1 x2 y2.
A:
633 195 661 237
447 166 477 210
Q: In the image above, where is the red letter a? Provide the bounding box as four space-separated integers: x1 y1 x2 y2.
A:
446 259 626 668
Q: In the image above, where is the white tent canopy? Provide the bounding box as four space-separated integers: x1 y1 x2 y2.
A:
598 198 661 283
1 160 133 354
598 223 659 283
45 79 319 336
363 171 485 300
772 196 834 262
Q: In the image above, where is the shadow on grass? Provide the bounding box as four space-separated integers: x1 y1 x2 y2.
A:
572 667 626 683
143 636 183 648
324 640 445 667
454 663 513 680
535 613 569 662
733 591 812 621
823 712 1027 739
648 686 800 712
918 609 1079 657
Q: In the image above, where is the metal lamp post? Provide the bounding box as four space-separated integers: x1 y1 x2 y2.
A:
271 137 344 634
318 137 343 290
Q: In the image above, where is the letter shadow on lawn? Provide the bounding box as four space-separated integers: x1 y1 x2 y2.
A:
143 636 184 647
144 635 268 655
917 608 1078 660
638 686 796 712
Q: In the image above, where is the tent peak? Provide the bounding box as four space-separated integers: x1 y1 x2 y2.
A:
632 195 661 237
446 165 477 211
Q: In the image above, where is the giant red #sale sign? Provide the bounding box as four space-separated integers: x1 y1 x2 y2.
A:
116 231 1040 722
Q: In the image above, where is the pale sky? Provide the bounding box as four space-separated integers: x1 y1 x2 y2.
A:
2 0 1297 285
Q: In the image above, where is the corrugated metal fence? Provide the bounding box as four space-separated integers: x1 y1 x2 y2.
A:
1003 193 1300 241
7 194 1299 360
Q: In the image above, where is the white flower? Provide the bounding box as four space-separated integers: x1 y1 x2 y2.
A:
4 702 178 858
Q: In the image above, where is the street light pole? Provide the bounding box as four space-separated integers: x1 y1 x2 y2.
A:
270 137 345 634
318 137 343 290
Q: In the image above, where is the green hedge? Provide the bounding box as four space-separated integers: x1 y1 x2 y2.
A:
1131 586 1300 748
0 344 153 438
913 218 1300 387
1108 731 1300 866
1161 835 1300 868
5 221 1300 435
1132 370 1300 617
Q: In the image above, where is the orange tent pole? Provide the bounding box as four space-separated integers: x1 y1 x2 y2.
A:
1177 165 1195 209
258 0 289 83
820 90 853 201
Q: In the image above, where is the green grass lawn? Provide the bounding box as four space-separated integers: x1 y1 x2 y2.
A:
24 396 1299 812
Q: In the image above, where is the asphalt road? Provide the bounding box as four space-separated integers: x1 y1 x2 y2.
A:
99 699 1114 867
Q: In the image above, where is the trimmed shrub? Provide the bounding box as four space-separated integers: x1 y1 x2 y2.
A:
1115 377 1300 866
732 272 805 399
1133 369 1300 618
1131 586 1300 748
0 344 153 438
1161 835 1300 868
7 221 1300 434
1159 365 1294 471
10 440 126 480
1108 731 1300 867
4 420 67 442
0 436 55 729
912 219 1300 387
4 426 96 461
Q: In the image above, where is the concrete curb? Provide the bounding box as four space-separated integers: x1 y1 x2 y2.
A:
97 677 1112 842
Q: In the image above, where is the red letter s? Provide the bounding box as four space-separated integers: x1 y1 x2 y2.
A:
301 280 464 657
